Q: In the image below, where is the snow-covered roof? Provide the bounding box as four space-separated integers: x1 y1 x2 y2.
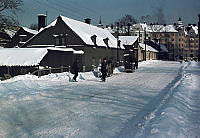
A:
119 36 138 46
48 47 84 54
0 48 84 66
139 43 158 52
147 25 178 33
24 16 121 49
133 23 178 33
4 29 17 38
22 27 38 35
60 16 119 49
191 26 198 35
104 27 115 34
0 48 48 66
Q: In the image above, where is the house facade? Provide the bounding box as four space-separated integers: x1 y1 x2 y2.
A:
23 16 125 71
184 24 199 60
131 18 199 61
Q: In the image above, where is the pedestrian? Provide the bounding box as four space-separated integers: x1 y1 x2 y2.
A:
72 60 79 82
101 58 107 82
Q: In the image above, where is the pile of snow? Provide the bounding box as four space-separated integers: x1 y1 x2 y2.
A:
113 66 125 73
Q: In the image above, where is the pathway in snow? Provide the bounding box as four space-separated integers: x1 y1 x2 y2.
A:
0 61 182 137
133 61 200 138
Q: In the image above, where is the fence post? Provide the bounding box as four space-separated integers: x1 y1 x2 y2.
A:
92 65 96 71
68 66 71 73
49 67 52 74
83 66 85 72
38 70 41 78
61 66 63 73
7 66 10 76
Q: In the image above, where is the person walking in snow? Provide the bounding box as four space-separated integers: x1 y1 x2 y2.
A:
101 58 107 82
72 60 79 82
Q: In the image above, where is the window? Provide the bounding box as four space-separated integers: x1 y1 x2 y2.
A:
61 37 65 45
55 37 60 45
92 57 96 66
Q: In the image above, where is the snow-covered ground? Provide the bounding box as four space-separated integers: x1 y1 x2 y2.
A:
0 60 199 137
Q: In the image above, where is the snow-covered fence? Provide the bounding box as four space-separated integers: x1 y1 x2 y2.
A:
32 66 71 77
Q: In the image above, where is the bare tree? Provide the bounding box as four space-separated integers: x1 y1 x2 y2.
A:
139 15 152 24
0 0 23 28
115 14 138 26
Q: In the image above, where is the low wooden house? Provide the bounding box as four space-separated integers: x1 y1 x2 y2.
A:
139 43 158 61
6 27 38 48
0 29 16 47
22 16 125 71
0 48 83 80
145 40 169 60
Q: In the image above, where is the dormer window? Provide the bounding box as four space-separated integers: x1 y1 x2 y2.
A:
103 37 109 48
91 35 97 45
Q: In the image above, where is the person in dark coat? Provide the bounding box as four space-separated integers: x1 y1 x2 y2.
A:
72 60 79 82
101 58 107 82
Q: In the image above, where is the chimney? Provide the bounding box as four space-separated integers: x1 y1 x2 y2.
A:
111 24 114 29
84 18 91 24
38 14 47 31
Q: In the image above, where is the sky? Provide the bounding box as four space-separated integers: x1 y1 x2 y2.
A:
17 0 200 27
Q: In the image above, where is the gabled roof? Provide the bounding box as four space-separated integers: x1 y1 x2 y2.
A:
119 36 138 46
24 16 120 49
60 16 118 48
139 43 158 52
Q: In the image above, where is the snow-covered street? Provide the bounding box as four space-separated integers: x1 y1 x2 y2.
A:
0 60 199 137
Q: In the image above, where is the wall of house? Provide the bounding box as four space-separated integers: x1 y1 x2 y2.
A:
40 50 75 68
138 48 144 61
0 32 11 47
70 46 125 71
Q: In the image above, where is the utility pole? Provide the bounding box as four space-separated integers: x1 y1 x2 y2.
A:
127 23 131 36
117 22 119 66
45 11 48 26
198 14 200 61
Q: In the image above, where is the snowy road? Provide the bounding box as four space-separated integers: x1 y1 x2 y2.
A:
0 61 199 137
